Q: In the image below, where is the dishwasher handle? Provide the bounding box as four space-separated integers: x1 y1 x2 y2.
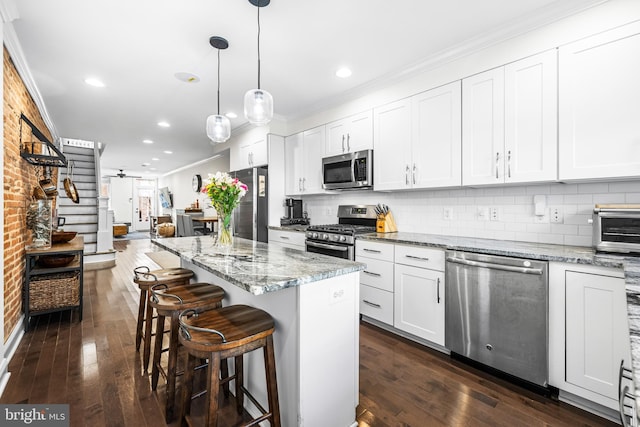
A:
446 256 544 275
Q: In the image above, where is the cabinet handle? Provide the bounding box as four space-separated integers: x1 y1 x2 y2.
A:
495 152 500 179
412 163 416 185
437 277 441 304
302 177 306 191
405 165 410 185
363 299 381 309
363 248 381 253
405 254 429 261
341 135 345 152
279 236 290 240
363 270 381 277
298 178 302 191
346 133 351 152
507 150 511 178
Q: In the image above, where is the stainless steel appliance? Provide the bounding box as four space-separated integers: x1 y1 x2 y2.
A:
322 149 373 190
305 205 377 260
445 251 549 388
230 166 268 243
593 204 640 254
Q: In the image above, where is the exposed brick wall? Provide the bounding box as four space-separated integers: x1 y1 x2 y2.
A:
3 46 56 339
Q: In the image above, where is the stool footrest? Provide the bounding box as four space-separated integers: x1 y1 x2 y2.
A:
241 385 268 420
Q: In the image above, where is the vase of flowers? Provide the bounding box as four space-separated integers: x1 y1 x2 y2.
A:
202 172 248 247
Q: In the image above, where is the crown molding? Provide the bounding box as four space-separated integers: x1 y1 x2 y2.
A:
0 0 18 23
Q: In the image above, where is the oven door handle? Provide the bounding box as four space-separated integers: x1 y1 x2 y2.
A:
306 241 349 252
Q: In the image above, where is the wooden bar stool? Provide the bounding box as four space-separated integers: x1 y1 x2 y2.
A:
149 282 225 423
133 266 194 371
179 305 281 427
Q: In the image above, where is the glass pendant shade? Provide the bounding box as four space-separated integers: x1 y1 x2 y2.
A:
206 114 231 143
244 88 273 125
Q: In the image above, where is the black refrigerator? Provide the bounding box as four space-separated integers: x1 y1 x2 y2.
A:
230 166 268 243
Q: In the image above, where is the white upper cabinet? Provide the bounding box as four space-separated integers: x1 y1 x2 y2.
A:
374 81 462 191
285 125 325 196
462 67 505 185
559 21 640 181
412 82 462 188
231 132 268 171
325 110 373 156
373 98 412 191
505 50 558 183
462 50 557 185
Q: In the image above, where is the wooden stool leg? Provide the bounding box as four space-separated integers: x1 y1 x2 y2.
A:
205 352 222 427
143 293 154 371
135 289 147 351
164 314 180 423
221 358 230 398
181 353 197 426
264 335 281 427
234 355 243 415
151 313 165 390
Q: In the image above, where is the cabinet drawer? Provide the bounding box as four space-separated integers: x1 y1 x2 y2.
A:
394 245 444 271
360 284 393 325
358 259 393 292
355 240 394 262
268 229 306 248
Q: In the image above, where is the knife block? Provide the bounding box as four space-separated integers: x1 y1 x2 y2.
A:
376 212 398 233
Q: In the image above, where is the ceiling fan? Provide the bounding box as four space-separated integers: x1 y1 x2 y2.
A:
107 169 142 179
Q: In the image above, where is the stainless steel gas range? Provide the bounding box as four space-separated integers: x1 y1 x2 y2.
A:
305 205 377 260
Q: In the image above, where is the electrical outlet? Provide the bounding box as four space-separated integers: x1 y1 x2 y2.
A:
490 207 500 221
550 208 563 223
443 207 453 220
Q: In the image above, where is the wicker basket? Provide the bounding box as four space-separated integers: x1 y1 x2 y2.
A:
157 223 175 237
29 271 80 312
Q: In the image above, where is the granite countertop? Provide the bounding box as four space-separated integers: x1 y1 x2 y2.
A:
359 231 640 412
152 235 363 295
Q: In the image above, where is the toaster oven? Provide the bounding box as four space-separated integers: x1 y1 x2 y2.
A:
593 204 640 254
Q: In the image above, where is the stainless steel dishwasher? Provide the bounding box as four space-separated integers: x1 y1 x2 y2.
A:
445 251 548 387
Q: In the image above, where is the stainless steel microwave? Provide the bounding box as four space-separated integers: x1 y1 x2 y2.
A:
322 149 373 190
593 205 640 254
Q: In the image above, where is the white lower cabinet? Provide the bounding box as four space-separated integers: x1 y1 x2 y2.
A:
268 229 306 251
394 258 445 346
549 262 632 413
356 240 394 326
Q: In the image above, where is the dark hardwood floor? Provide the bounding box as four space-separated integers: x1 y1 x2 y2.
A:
1 239 618 426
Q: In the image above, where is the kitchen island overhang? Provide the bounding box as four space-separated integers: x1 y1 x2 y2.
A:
152 236 364 427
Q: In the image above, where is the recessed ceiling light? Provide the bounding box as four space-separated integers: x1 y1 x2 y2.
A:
163 150 173 154
151 157 159 161
174 72 200 83
225 112 237 119
150 168 157 171
157 121 170 128
84 77 105 87
336 67 352 78
142 139 153 144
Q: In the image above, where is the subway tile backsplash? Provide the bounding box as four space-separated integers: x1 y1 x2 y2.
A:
301 180 640 247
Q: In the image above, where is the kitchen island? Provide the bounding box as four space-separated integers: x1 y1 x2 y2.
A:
152 235 364 427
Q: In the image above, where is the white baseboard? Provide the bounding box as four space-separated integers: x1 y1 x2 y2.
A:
0 315 24 398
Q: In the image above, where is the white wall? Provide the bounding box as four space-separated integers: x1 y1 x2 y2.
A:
157 152 230 220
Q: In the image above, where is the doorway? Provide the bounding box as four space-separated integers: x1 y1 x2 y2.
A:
133 181 155 231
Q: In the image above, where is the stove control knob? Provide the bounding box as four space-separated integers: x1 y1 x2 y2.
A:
339 235 346 242
311 232 318 239
322 234 329 240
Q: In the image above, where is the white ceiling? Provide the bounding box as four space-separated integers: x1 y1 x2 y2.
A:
9 0 603 177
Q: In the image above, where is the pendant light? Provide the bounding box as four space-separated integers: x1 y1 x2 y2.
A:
206 36 231 143
244 0 273 125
